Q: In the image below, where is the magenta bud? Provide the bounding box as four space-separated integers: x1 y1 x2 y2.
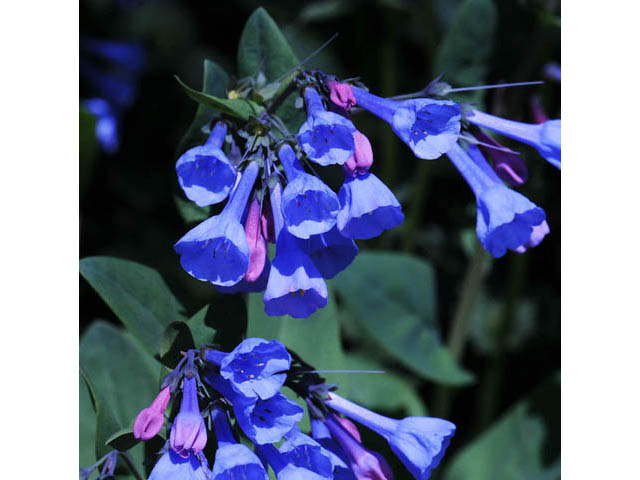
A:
344 131 374 177
133 386 171 440
475 130 529 186
335 416 361 443
328 81 356 111
243 198 267 282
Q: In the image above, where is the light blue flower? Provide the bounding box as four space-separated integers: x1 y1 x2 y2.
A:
170 376 207 457
278 144 340 238
176 122 237 207
325 393 455 480
298 87 356 166
174 162 259 286
467 110 561 169
352 87 461 160
337 171 404 239
148 450 208 480
446 143 549 258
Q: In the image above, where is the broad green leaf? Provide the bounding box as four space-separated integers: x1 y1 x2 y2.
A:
433 0 497 103
79 371 97 468
80 256 185 354
159 320 195 368
247 290 345 372
443 400 555 480
80 321 160 465
176 59 229 156
175 75 263 121
237 7 304 129
338 354 427 417
333 252 473 385
174 194 211 225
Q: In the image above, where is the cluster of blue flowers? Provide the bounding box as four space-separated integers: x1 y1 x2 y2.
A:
174 72 561 317
80 38 145 153
128 337 454 480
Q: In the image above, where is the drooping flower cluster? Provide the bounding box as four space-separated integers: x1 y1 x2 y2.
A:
126 337 455 480
174 81 404 318
174 69 560 317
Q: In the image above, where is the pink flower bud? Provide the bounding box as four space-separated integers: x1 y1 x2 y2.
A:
244 198 267 282
335 416 362 443
344 131 374 176
133 386 171 440
328 81 356 111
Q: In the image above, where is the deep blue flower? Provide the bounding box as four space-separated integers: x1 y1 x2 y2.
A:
149 450 209 480
264 183 328 318
206 373 304 445
214 259 270 294
303 226 358 279
80 58 137 109
325 393 455 480
278 144 340 238
176 122 237 207
258 427 335 480
174 162 259 286
337 171 404 240
446 143 549 258
310 420 357 480
467 110 561 169
83 98 119 154
217 338 291 400
352 87 461 160
170 376 207 457
298 87 356 166
211 407 269 480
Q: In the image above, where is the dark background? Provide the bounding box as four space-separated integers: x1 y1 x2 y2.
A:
80 0 560 476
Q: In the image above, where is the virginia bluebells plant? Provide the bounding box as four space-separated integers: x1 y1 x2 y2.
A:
172 57 559 317
91 336 457 480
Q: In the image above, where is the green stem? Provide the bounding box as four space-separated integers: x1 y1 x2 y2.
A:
432 241 488 418
401 162 430 252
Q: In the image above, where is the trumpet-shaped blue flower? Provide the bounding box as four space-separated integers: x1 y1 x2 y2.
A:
304 227 358 279
218 338 291 400
325 393 455 480
211 408 269 480
206 373 304 445
264 183 328 318
467 110 561 169
298 87 356 166
170 376 207 457
174 162 259 286
279 144 340 238
352 87 461 160
310 420 356 480
148 450 209 480
446 143 549 258
337 171 404 240
258 428 334 480
176 122 237 207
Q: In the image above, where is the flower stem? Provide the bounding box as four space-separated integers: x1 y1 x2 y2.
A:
432 241 488 418
401 161 431 252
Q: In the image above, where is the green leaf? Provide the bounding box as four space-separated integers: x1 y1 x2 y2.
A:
80 256 185 354
187 304 218 348
175 75 263 121
174 194 211 225
80 321 160 463
338 354 427 417
433 0 497 103
333 252 473 385
443 401 554 480
105 429 140 452
237 7 304 129
176 59 230 156
79 371 97 468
